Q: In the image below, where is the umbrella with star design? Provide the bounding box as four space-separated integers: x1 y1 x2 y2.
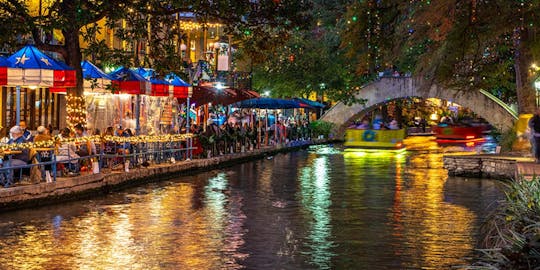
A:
108 67 151 95
4 45 76 124
7 45 75 88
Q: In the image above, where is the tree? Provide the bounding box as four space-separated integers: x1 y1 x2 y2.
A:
248 0 367 105
0 0 311 125
341 0 540 114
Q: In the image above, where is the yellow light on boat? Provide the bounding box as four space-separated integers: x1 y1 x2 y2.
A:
465 135 475 139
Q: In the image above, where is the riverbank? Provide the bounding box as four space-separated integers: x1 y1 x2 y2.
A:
0 139 329 211
443 153 538 180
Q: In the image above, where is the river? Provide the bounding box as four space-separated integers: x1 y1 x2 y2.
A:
0 141 503 269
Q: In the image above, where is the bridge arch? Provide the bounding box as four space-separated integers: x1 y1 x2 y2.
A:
321 77 518 137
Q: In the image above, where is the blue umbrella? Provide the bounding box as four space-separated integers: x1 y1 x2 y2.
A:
108 67 150 95
165 73 190 87
81 61 114 92
231 97 309 109
0 56 10 67
294 98 325 108
81 61 113 80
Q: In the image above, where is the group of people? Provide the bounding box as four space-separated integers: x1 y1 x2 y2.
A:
191 115 313 157
349 116 400 130
1 121 138 184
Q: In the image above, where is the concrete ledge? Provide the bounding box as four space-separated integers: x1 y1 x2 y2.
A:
444 154 535 180
0 140 329 211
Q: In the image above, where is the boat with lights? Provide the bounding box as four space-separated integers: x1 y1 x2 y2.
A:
431 124 487 143
344 128 406 151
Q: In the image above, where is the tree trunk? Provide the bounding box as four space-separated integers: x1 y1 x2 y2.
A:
63 28 86 128
64 29 84 97
514 29 536 114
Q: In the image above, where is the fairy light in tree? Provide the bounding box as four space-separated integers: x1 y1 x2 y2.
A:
66 95 87 130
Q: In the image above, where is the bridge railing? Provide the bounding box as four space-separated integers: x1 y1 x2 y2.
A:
479 89 518 120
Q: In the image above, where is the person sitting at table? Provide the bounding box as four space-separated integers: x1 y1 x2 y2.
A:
33 126 53 180
34 126 52 142
6 126 30 181
19 121 33 142
74 124 96 157
56 127 80 174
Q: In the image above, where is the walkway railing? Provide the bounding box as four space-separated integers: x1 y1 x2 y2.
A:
0 128 314 188
0 134 194 188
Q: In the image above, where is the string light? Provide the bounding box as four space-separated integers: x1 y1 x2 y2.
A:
179 21 222 31
0 134 194 152
66 95 87 131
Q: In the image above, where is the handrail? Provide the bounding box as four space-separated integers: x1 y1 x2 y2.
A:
479 89 519 120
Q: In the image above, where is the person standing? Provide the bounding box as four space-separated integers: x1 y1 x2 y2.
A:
529 108 540 163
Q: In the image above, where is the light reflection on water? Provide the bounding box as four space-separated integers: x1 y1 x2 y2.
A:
0 143 502 269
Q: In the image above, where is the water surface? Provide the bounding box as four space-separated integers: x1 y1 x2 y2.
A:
0 143 503 269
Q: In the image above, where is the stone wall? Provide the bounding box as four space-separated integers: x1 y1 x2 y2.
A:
443 155 517 180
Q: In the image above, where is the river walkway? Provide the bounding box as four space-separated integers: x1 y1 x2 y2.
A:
0 140 327 211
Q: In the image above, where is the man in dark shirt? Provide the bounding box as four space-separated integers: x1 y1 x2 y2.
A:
529 108 540 163
19 121 33 142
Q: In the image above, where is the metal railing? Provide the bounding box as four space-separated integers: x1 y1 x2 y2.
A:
0 137 194 188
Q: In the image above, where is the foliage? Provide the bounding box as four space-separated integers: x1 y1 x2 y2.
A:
497 128 518 153
0 0 311 81
249 0 367 106
471 177 540 269
340 0 540 113
309 120 335 139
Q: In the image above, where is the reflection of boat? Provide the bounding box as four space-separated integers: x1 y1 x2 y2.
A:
344 128 406 150
432 125 486 142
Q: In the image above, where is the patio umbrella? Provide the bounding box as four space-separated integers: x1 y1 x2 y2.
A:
0 57 11 85
166 73 190 98
231 97 309 109
49 59 77 93
227 88 260 105
293 98 325 108
81 60 114 93
135 68 170 97
7 45 76 123
148 77 170 97
108 67 150 95
183 84 237 107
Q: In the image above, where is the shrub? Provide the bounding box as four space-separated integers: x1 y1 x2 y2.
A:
471 177 540 269
309 120 335 139
496 128 517 153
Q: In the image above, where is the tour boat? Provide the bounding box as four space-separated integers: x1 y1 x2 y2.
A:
344 128 406 151
431 125 486 143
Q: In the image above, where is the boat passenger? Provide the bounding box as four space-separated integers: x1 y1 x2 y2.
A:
440 115 454 125
356 119 371 129
372 115 384 129
389 119 399 130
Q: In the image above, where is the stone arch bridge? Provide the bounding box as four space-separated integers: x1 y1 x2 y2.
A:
320 77 518 138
